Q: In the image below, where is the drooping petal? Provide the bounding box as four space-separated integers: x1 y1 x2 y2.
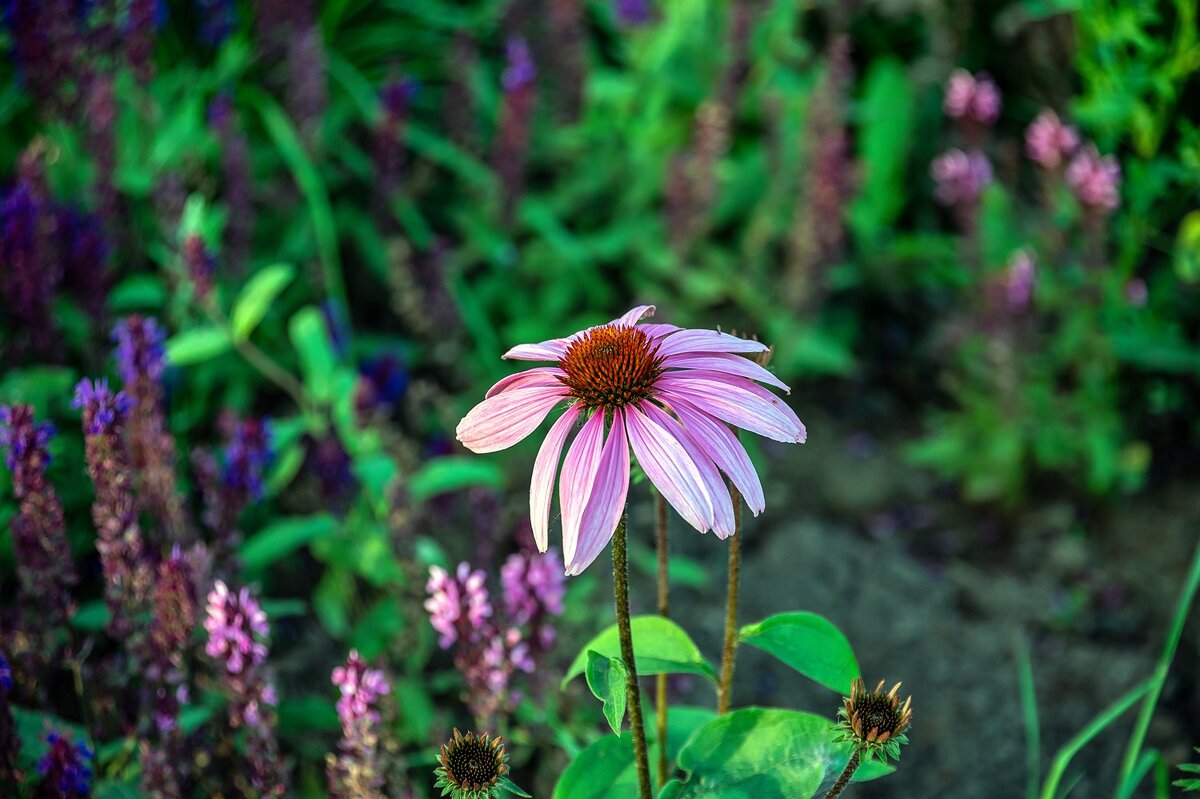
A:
624 403 714 533
641 403 734 538
558 411 606 569
486 366 566 398
456 386 569 453
662 353 790 393
503 338 572 361
566 410 630 575
609 305 656 327
655 329 769 358
663 395 765 514
530 406 582 552
658 375 805 443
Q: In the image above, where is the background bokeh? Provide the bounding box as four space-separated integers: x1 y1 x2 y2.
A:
1 0 1199 797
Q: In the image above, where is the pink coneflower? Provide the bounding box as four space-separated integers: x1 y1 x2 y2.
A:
456 305 806 575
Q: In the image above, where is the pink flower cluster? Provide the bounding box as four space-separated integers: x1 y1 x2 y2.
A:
333 650 391 730
943 69 1001 126
1025 110 1079 169
425 563 493 649
931 148 992 206
1004 250 1036 313
1065 145 1122 214
204 580 269 676
501 547 565 651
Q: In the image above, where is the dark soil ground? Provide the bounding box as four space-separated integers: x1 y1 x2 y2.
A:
653 408 1200 798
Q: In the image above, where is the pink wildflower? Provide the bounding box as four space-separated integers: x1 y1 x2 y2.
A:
943 69 1001 126
1066 145 1121 213
1025 110 1079 169
425 563 492 648
456 306 806 575
931 149 992 207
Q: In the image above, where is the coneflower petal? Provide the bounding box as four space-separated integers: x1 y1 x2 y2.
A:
486 366 566 398
662 353 790 393
658 376 806 443
664 395 766 514
529 406 581 552
609 305 656 327
503 338 572 361
641 403 734 537
655 329 769 358
625 403 714 533
456 387 568 453
558 412 606 569
566 410 630 575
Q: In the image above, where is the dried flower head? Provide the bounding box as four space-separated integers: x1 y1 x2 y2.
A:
835 678 912 762
434 729 522 799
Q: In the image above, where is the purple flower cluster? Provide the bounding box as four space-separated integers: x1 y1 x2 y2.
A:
183 234 216 302
57 205 110 321
37 731 94 798
0 651 11 693
376 77 419 197
196 0 236 46
141 550 196 797
355 354 409 419
1 404 76 639
0 650 16 787
943 69 1001 127
203 580 288 795
223 417 272 500
425 563 493 649
125 0 161 83
501 548 565 652
931 148 992 207
208 92 254 272
1 0 86 112
114 315 189 542
1003 250 1036 313
328 650 391 799
1066 145 1121 215
193 414 272 576
0 178 59 354
74 377 153 641
1025 110 1079 170
614 0 652 25
494 37 537 221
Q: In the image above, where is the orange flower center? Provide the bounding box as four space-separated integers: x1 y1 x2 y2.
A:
558 325 664 411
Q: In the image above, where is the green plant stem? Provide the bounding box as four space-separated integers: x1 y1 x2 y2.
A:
613 511 653 799
1115 536 1200 798
823 749 860 799
204 306 310 414
1015 635 1040 799
1040 678 1152 799
654 490 670 786
717 483 742 715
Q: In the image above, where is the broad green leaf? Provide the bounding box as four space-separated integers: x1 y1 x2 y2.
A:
242 513 339 572
289 306 337 402
230 263 296 341
409 456 505 501
663 708 893 799
277 695 339 733
109 274 166 312
70 600 111 632
553 732 640 799
848 58 915 245
564 616 717 686
165 326 231 366
738 612 859 693
585 651 628 735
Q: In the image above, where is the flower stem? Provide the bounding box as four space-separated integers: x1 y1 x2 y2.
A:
717 483 742 714
823 749 860 799
655 490 669 786
613 510 653 799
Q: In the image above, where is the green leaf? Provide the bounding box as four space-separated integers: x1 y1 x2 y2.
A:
553 733 640 799
738 612 859 693
564 616 717 687
409 456 505 501
1175 210 1200 284
585 651 628 735
242 513 339 572
165 326 231 366
230 263 296 341
664 708 892 799
70 600 111 632
289 306 337 402
848 58 915 245
498 776 533 797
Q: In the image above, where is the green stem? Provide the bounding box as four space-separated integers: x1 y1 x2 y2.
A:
655 491 670 786
1114 536 1200 798
204 305 310 414
823 749 860 799
717 483 742 715
613 511 653 799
